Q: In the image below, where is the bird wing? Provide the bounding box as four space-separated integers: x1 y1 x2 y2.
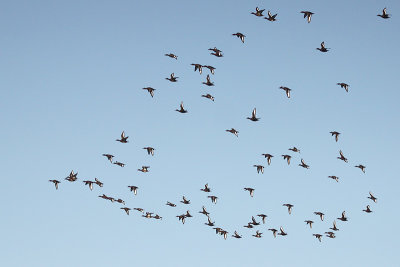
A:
252 108 256 118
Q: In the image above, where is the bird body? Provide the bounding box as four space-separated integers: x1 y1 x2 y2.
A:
116 131 129 143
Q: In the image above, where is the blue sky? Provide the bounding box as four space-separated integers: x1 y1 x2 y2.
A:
1 0 399 266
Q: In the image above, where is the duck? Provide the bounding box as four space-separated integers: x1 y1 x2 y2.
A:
116 131 129 143
330 221 339 231
175 101 187 113
282 154 292 165
279 86 291 98
83 180 94 190
232 231 242 238
200 183 211 192
65 170 78 182
244 187 255 197
377 8 390 19
199 206 210 216
363 205 372 213
191 63 203 74
201 94 215 101
283 204 294 214
166 73 178 82
278 226 287 236
137 166 150 172
128 186 138 195
113 161 125 167
180 196 190 204
142 87 155 97
202 65 216 75
244 223 254 229
314 212 324 221
305 220 314 229
253 230 263 238
262 153 273 165
328 175 339 182
257 214 267 224
134 208 144 213
337 83 349 92
330 131 340 142
337 211 348 221
251 216 260 226
213 227 222 234
247 108 260 121
226 128 239 137
202 74 214 86
268 228 278 238
98 194 108 200
300 11 314 23
142 212 153 219
253 165 264 174
143 147 155 156
49 179 60 190
313 234 323 242
368 192 377 203
210 50 223 57
121 207 131 215
316 41 330 52
166 201 176 207
153 214 162 220
337 150 348 163
205 216 215 226
177 215 186 224
232 32 245 43
165 53 178 60
220 230 228 240
94 178 103 187
299 159 309 169
355 164 366 173
185 210 193 218
251 7 265 17
102 154 114 163
325 232 336 239
289 147 300 153
208 195 218 204
265 11 277 21
116 198 125 205
208 47 222 53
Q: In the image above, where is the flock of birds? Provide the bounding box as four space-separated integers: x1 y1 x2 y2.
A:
49 6 389 242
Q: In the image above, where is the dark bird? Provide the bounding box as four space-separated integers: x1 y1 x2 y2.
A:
337 83 349 92
116 198 125 205
305 220 314 229
205 216 215 226
226 128 239 137
253 230 263 238
265 11 277 21
200 183 211 193
253 165 264 174
165 53 178 60
134 208 144 213
142 87 155 97
94 178 103 187
121 207 131 215
102 154 114 163
128 186 138 195
278 226 287 236
313 234 323 242
177 215 186 224
203 65 216 75
201 94 215 101
257 214 268 224
199 206 210 216
299 159 310 169
314 212 324 221
166 201 176 207
279 86 291 98
330 131 341 142
166 73 178 82
142 212 153 219
325 232 336 239
137 166 150 172
282 154 292 165
202 74 214 86
175 101 187 113
210 50 223 57
153 214 162 220
251 216 260 226
143 147 155 156
262 154 273 165
301 11 314 23
316 41 330 52
247 108 260 121
268 228 278 238
363 205 372 213
283 204 294 214
337 150 348 163
232 32 245 43
232 231 242 238
185 210 193 218
330 221 339 231
251 7 265 17
181 196 190 205
49 179 60 190
191 63 203 74
355 164 366 173
244 223 254 229
289 147 300 153
116 131 129 143
113 161 125 167
328 175 339 182
83 180 94 190
368 192 377 203
244 187 255 197
377 8 390 19
337 211 348 222
208 195 218 204
65 170 78 182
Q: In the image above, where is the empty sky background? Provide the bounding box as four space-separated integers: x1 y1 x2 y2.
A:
1 0 399 266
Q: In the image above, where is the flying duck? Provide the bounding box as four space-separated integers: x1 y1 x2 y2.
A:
279 86 291 98
301 11 314 23
143 147 155 156
305 220 314 229
313 234 322 242
244 223 254 229
166 73 178 82
175 101 188 113
262 153 273 165
314 212 324 221
330 221 339 231
185 210 193 218
102 154 114 163
116 131 129 143
363 205 372 213
128 186 138 195
251 7 265 17
247 108 260 121
65 170 78 182
257 214 267 224
49 179 60 190
283 204 294 214
355 164 366 173
268 228 278 238
165 53 178 60
137 166 150 172
244 187 255 197
153 214 162 220
134 208 144 213
289 147 300 153
83 180 94 190
232 32 246 43
181 196 190 204
142 87 155 97
191 63 203 74
177 215 186 224
282 154 292 165
337 211 348 222
208 195 218 204
299 159 310 169
142 212 153 219
368 192 377 203
200 183 211 192
278 226 287 236
232 231 242 238
337 83 349 92
121 207 131 215
201 94 215 101
226 128 239 137
253 165 264 174
202 74 214 86
325 232 336 238
116 198 125 205
199 206 210 216
166 201 177 207
202 65 216 74
253 230 263 238
265 11 277 21
113 161 125 167
377 8 390 19
94 178 103 187
330 131 340 142
251 216 260 226
337 150 348 163
316 41 330 52
328 175 339 182
205 216 215 226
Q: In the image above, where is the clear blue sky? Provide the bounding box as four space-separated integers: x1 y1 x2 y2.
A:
1 1 399 266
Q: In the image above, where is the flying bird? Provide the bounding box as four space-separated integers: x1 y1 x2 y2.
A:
251 7 265 17
226 128 239 137
205 216 215 226
252 230 263 238
265 11 277 21
181 196 190 204
165 53 178 59
199 206 210 216
247 108 260 121
257 214 268 224
49 179 60 190
142 87 155 97
313 234 322 242
330 221 339 231
314 212 324 221
337 150 348 163
268 228 278 238
289 147 300 153
121 207 131 215
337 83 349 92
355 164 366 173
283 204 294 214
202 65 216 74
253 165 264 174
137 166 150 172
368 192 377 203
128 186 138 195
299 159 310 169
278 226 287 236
363 205 372 213
94 178 103 187
262 154 273 165
113 161 125 167
191 63 203 74
244 187 255 197
166 201 176 207
282 154 292 165
232 231 242 238
116 131 129 143
337 211 348 222
301 11 314 23
202 74 214 86
330 131 341 142
143 147 155 156
166 73 178 82
305 220 314 229
377 8 390 19
200 183 211 193
83 180 94 190
102 154 114 163
279 86 291 98
65 170 78 182
201 94 215 101
175 101 188 113
209 47 223 57
316 41 330 52
328 175 339 182
325 232 336 239
232 32 246 43
208 195 218 204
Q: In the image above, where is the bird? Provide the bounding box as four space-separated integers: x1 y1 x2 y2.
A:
232 231 242 238
209 47 223 57
325 232 336 239
253 230 263 238
265 11 277 21
200 183 211 192
201 94 215 101
220 230 228 240
113 161 125 167
49 179 60 190
199 206 210 216
257 214 267 224
94 178 103 187
165 53 177 59
208 195 218 204
289 147 300 153
175 101 187 113
251 7 265 17
253 165 264 174
337 83 349 92
282 155 292 165
301 11 314 23
166 73 178 82
185 210 193 218
363 205 373 213
226 128 239 137
328 175 339 182
355 164 366 173
202 65 216 74
330 221 339 231
232 32 245 43
313 234 323 242
102 154 114 163
377 8 390 19
337 150 348 163
299 159 309 169
205 216 215 226
134 208 144 213
316 41 330 52
143 212 154 219
65 170 78 182
166 201 176 207
244 223 254 229
368 192 377 203
128 186 138 195
283 204 294 214
191 63 203 74
250 216 260 226
83 180 94 190
116 198 125 205
278 226 287 236
314 212 324 221
305 220 314 229
143 147 155 156
262 154 273 165
177 215 186 224
142 87 155 97
337 211 348 222
116 131 129 143
153 214 162 220
330 131 341 142
279 86 291 98
181 196 190 204
247 108 260 121
268 228 278 238
202 74 214 86
121 207 131 215
244 187 255 197
137 166 150 172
